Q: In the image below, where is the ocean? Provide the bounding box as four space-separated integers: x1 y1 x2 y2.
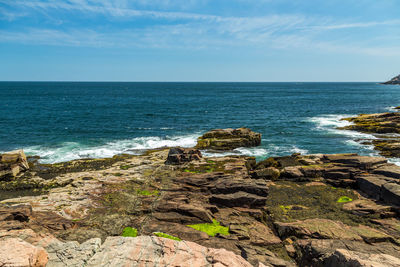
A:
1 82 399 164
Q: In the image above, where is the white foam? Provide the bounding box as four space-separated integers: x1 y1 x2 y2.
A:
388 158 400 167
308 114 377 140
288 146 309 155
23 134 200 163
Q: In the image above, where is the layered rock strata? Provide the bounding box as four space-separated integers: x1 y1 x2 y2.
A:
195 127 261 150
1 146 400 266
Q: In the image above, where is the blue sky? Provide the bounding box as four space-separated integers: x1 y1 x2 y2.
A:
1 0 400 81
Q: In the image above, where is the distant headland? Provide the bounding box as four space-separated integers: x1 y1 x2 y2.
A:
383 74 400 85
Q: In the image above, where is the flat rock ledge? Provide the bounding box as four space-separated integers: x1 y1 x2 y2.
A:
2 146 400 266
340 112 400 158
0 232 255 267
195 127 261 150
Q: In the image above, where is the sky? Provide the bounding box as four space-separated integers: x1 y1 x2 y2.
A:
0 0 400 82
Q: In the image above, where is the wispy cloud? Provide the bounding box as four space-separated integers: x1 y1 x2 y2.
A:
0 0 399 57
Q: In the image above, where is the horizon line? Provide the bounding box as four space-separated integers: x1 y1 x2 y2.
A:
0 80 385 83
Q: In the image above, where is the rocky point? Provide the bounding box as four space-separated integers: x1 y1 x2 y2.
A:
1 128 400 266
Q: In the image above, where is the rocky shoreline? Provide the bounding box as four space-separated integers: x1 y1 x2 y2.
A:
1 128 400 266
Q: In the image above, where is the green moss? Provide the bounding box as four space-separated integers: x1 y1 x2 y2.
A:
122 227 138 237
337 196 353 203
187 219 229 237
120 165 133 170
279 205 291 212
153 232 181 241
113 173 123 176
137 189 159 196
265 181 372 226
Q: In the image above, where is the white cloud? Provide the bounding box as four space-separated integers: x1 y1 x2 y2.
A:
0 0 399 57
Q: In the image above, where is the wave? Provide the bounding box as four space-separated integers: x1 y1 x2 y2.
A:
308 114 377 140
22 134 200 164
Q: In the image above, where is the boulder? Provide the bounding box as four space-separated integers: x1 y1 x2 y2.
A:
0 149 29 179
250 167 280 180
86 236 253 267
165 147 202 165
195 128 261 150
0 238 48 267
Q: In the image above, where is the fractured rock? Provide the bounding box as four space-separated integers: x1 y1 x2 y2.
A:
165 147 202 165
195 128 261 150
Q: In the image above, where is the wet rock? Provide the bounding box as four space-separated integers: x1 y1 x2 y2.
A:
86 236 253 267
165 147 202 165
0 238 48 267
0 149 29 179
195 128 261 150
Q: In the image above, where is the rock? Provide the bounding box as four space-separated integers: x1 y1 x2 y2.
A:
165 147 202 165
323 154 387 170
210 179 269 197
45 237 101 267
296 239 400 267
195 128 261 150
281 166 304 179
0 238 48 267
342 199 394 217
326 248 400 267
0 149 29 179
381 182 400 206
275 219 392 243
383 74 400 85
0 205 32 222
210 191 268 208
356 175 388 200
251 167 280 180
373 165 400 179
86 236 253 267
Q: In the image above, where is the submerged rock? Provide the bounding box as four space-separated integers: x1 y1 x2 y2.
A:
195 127 261 150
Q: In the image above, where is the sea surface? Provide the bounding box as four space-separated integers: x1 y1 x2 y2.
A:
1 82 400 164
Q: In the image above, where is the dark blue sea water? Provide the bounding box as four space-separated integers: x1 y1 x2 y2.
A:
1 82 400 163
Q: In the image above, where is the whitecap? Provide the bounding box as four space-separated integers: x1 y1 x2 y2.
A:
308 114 377 140
22 133 200 164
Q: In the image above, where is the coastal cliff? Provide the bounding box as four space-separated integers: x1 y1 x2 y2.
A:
383 74 400 85
1 128 400 266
